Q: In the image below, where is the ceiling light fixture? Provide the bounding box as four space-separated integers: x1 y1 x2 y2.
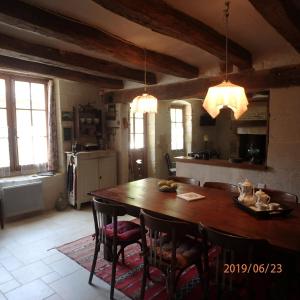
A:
203 1 248 120
131 49 157 114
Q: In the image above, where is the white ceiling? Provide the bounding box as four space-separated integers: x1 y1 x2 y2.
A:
0 0 299 88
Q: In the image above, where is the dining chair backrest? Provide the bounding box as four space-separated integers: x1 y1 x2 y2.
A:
203 181 239 194
255 188 298 206
201 225 270 299
168 176 200 186
204 226 269 257
140 210 203 299
165 153 176 176
92 199 127 241
140 209 192 267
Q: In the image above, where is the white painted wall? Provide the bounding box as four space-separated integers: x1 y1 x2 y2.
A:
43 79 104 209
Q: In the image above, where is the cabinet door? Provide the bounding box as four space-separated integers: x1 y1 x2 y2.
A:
77 158 99 204
98 156 116 189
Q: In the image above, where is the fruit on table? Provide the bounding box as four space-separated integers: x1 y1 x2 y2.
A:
157 180 178 192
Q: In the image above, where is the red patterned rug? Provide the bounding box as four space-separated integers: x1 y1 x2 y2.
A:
56 235 300 300
56 235 210 300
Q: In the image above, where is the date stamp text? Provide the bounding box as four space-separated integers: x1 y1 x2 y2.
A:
224 264 283 274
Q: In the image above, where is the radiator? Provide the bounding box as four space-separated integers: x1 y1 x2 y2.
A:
2 181 43 217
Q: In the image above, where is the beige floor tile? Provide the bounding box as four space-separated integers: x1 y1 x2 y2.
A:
0 267 13 284
0 248 11 260
0 292 6 300
42 251 66 265
0 279 20 293
44 294 63 300
0 208 132 300
49 258 81 277
41 272 61 284
0 256 23 272
50 269 126 300
11 261 52 284
5 279 54 300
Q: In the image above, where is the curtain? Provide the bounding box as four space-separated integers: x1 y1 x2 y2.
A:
47 80 59 171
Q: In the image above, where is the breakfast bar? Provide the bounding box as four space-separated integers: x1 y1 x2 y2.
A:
175 156 271 189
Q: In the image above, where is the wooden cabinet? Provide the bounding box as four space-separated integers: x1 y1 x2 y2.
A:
66 150 116 209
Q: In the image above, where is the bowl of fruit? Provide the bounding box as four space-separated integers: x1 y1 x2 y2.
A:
157 180 178 192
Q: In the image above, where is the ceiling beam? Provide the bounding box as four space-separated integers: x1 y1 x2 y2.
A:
0 0 198 78
107 64 300 102
93 0 252 69
249 0 300 52
0 33 156 84
0 55 123 89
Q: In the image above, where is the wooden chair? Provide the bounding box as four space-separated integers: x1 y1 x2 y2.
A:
255 187 298 207
203 181 239 194
165 153 176 176
89 199 142 299
140 209 204 300
201 225 270 300
168 176 200 186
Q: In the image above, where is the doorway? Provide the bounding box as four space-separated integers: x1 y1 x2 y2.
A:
129 111 147 180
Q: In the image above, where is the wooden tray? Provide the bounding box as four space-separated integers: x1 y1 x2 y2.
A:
233 196 293 219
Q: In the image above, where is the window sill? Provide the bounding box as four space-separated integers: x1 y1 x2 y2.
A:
0 172 59 184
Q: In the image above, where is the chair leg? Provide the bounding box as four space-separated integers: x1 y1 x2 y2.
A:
121 248 125 264
110 241 118 300
89 241 100 284
141 260 148 300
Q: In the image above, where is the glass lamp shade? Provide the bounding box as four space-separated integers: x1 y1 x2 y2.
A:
131 93 158 114
203 80 248 119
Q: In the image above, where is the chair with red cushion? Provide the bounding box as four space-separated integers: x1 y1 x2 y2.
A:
89 199 142 299
140 209 204 300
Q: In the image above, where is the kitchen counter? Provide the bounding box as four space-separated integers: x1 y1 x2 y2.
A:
175 156 269 188
174 156 267 171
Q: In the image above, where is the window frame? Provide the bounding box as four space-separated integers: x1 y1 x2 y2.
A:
0 73 49 174
129 110 146 150
170 105 185 151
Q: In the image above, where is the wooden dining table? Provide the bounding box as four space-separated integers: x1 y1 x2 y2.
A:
89 177 300 254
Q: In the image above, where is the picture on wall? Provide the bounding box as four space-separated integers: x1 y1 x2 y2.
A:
62 111 73 121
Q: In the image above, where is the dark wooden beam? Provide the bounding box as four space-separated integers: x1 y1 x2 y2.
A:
0 0 198 78
249 0 300 52
0 55 123 89
0 33 156 84
107 64 300 102
93 0 252 69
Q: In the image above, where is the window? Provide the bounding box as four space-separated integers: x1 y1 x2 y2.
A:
0 74 48 173
130 111 144 149
170 107 184 150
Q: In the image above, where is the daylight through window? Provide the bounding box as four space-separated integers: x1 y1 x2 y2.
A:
170 107 184 150
130 111 144 149
0 75 48 173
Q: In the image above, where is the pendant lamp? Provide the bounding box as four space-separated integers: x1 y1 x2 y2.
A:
131 50 157 114
203 1 248 120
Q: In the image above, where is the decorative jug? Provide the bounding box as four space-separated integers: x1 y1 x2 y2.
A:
238 179 255 206
255 189 271 205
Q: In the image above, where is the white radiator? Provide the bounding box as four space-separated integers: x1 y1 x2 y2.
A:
2 181 43 217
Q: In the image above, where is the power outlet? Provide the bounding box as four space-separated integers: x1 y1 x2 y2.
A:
257 183 266 189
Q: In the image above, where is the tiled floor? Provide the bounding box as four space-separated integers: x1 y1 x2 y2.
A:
0 208 131 300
